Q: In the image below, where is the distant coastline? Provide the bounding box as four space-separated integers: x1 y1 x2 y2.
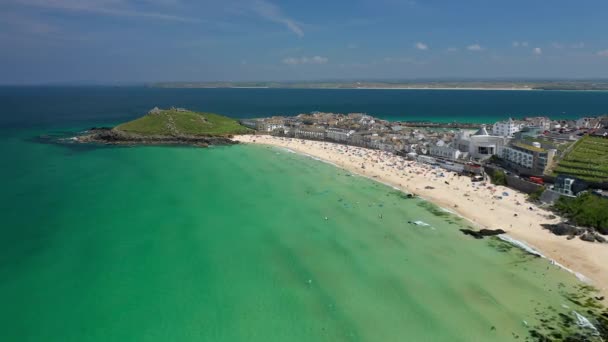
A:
149 80 608 91
351 87 534 91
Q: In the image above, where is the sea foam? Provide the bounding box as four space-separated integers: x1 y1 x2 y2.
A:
498 235 592 284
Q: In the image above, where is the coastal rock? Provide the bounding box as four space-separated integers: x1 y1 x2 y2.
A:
77 128 238 147
541 223 585 236
460 228 506 239
594 233 607 243
580 232 596 242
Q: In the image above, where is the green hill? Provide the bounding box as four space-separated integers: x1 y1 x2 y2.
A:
114 108 251 136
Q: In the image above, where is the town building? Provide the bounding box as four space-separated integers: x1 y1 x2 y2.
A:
455 126 508 160
576 117 601 129
593 128 608 137
294 126 326 140
429 140 462 160
501 142 556 175
524 116 552 131
326 128 355 142
492 118 524 137
553 175 587 196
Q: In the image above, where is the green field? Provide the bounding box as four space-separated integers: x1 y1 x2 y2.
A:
115 109 252 136
554 136 608 182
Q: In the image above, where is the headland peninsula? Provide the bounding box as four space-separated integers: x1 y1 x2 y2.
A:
76 107 251 147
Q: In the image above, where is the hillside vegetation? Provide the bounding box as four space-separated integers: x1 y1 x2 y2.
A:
115 108 251 136
554 193 608 234
554 136 608 182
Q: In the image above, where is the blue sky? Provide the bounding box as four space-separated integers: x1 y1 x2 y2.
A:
1 0 608 84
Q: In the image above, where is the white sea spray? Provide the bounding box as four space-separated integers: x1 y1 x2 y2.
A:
573 310 600 335
498 235 592 284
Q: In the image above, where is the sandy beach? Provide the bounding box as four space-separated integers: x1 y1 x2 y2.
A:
234 134 608 294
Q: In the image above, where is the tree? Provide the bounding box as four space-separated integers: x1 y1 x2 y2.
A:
490 170 507 186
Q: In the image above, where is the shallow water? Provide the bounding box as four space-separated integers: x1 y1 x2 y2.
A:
0 130 602 341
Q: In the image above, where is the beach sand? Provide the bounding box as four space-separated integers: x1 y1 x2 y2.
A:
234 134 608 294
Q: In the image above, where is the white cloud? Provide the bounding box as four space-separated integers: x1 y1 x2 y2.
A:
570 42 585 49
251 0 303 37
0 11 58 35
310 56 328 64
512 41 529 48
553 42 585 49
282 57 299 65
415 42 428 50
598 50 608 57
382 57 424 65
533 47 542 55
11 0 199 22
282 56 328 65
467 44 483 51
338 62 369 68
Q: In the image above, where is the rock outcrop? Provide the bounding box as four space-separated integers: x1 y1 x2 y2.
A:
76 128 238 147
541 222 607 243
459 228 506 239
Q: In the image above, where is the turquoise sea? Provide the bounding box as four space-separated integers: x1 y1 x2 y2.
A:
1 88 607 341
2 86 608 128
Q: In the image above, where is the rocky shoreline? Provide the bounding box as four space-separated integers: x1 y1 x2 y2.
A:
542 222 607 243
75 128 240 147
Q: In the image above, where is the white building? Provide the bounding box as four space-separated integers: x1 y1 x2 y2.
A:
261 123 285 132
455 126 508 160
294 126 326 139
326 128 355 142
525 116 551 131
550 122 562 130
492 118 524 137
501 141 556 175
576 117 601 129
429 140 462 160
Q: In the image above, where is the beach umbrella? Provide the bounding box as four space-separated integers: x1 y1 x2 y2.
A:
503 192 509 196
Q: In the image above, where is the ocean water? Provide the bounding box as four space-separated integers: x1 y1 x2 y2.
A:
2 86 608 128
1 88 607 340
0 126 604 341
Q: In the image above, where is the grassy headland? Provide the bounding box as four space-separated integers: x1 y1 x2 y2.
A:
115 108 251 136
77 108 251 147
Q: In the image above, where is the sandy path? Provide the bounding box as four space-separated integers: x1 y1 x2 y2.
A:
234 135 608 294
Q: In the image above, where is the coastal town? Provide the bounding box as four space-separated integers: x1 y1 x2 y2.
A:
240 112 608 203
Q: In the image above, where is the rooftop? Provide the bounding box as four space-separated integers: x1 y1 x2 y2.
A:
473 126 489 136
512 142 546 152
